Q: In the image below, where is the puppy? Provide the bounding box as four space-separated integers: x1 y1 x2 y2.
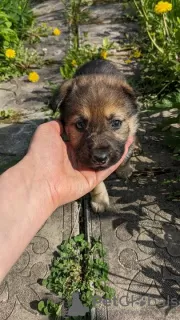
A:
50 59 139 212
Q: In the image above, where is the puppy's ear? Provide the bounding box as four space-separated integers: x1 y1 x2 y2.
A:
121 82 136 102
120 81 138 113
49 79 73 112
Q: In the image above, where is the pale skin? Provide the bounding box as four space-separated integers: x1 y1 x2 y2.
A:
0 121 133 282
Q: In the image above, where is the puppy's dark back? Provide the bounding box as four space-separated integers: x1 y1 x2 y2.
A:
74 59 125 79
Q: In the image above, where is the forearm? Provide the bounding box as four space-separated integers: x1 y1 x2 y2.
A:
0 156 54 282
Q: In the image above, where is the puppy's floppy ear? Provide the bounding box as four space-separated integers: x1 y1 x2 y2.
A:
49 79 73 112
121 82 136 102
120 81 138 113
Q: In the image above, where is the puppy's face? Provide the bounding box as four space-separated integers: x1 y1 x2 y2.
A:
58 75 138 170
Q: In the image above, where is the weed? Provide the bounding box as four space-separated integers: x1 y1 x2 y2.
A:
38 234 115 318
26 22 53 44
0 0 34 41
162 176 180 184
0 109 22 123
62 0 93 46
0 42 43 81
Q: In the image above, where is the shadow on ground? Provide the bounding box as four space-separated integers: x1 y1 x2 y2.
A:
89 112 180 316
0 118 47 174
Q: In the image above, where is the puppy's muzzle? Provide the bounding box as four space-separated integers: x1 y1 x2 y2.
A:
91 147 109 165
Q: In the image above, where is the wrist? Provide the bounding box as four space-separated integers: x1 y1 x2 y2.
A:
19 154 57 217
0 156 56 281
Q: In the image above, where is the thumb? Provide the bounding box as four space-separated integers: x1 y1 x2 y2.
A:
96 135 135 183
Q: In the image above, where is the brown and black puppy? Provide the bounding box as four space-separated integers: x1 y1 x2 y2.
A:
51 59 139 212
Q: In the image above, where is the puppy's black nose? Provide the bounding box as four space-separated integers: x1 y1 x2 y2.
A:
92 148 109 164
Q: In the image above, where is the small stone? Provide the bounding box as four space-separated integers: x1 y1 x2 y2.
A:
150 112 160 118
42 48 48 55
170 123 180 132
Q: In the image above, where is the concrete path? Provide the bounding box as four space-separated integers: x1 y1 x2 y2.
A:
0 0 179 320
82 2 180 320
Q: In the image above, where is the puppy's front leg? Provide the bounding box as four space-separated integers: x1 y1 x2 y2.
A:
116 159 134 179
91 182 109 213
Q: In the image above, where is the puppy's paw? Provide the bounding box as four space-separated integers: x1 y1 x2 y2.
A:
91 193 110 213
116 164 134 179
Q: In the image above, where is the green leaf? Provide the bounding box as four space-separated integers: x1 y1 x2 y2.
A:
42 279 48 287
43 307 50 315
38 301 45 312
103 37 108 47
74 234 84 242
56 303 62 316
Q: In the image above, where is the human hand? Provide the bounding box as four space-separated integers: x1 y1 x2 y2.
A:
25 121 133 211
0 120 134 280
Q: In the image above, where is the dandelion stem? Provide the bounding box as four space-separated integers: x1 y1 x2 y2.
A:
146 29 164 54
163 14 170 38
133 0 164 54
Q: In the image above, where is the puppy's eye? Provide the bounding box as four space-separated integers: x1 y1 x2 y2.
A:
111 119 122 130
75 120 86 131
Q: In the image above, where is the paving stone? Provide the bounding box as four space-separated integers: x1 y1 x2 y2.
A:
89 3 135 24
33 0 64 19
0 121 42 156
89 3 124 23
0 63 64 113
80 22 138 45
0 84 17 109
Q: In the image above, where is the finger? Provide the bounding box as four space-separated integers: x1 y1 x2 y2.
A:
48 120 63 135
96 135 134 183
78 136 135 191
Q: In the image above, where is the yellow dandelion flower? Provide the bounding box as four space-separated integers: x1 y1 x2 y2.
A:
5 49 16 59
124 59 132 64
71 60 77 67
53 28 61 36
154 1 172 14
100 50 107 59
28 71 40 83
133 50 142 58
